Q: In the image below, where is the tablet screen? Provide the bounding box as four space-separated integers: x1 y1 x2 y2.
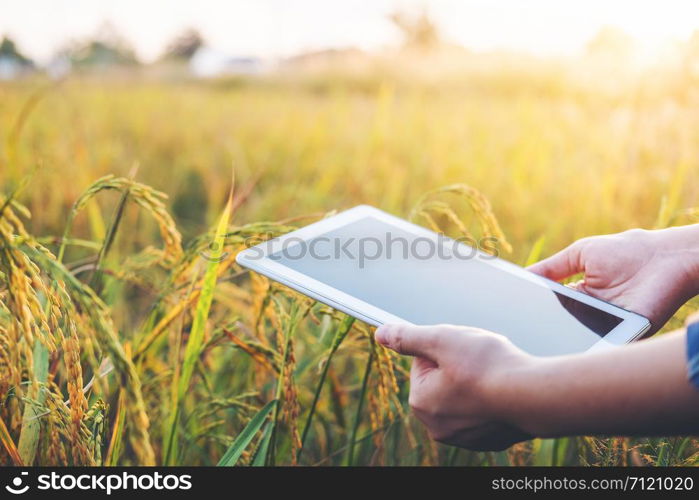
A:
269 217 623 356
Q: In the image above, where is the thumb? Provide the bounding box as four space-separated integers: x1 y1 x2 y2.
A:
375 324 442 361
527 240 585 281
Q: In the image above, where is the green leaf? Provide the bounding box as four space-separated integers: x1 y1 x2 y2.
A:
164 187 234 465
180 192 233 397
18 339 48 465
524 235 546 267
251 422 274 466
218 400 277 466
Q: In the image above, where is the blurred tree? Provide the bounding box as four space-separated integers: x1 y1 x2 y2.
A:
61 21 139 68
389 8 441 51
162 28 204 61
0 36 34 79
0 36 34 66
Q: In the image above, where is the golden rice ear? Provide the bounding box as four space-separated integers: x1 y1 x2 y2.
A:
59 175 183 266
20 241 156 466
409 183 512 254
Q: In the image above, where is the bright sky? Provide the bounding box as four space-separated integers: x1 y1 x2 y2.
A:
2 0 699 63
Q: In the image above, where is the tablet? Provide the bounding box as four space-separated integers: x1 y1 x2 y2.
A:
236 205 650 356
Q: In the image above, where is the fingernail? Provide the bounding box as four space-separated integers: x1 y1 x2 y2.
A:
375 325 390 346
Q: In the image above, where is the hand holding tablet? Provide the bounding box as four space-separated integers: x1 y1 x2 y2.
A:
528 225 699 335
236 205 650 356
237 207 699 450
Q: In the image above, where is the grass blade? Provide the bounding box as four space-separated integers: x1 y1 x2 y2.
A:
217 399 277 466
251 422 274 466
17 339 49 465
533 438 561 466
179 190 234 395
163 182 234 465
657 437 670 466
524 235 546 267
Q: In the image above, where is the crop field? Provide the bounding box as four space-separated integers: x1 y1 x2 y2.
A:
0 67 698 466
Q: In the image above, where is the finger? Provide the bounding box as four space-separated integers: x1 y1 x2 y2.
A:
375 324 443 361
565 278 585 291
527 240 584 281
445 422 532 451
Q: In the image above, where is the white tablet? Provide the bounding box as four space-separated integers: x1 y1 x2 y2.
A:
236 205 650 356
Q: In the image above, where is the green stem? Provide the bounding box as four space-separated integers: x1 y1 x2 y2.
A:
297 316 354 462
88 183 131 291
551 437 560 466
297 348 335 461
346 348 374 466
56 210 77 264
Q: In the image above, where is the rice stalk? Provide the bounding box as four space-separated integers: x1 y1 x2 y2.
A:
105 388 126 466
58 174 182 265
62 321 88 463
163 183 234 465
297 315 355 461
267 299 305 465
409 183 512 254
20 241 156 465
88 162 141 291
223 327 280 373
345 347 374 466
0 414 23 465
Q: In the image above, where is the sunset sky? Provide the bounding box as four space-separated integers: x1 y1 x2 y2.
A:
2 0 699 63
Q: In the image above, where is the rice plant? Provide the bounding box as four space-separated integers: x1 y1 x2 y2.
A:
0 73 697 466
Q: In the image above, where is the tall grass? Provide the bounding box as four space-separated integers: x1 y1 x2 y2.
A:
0 69 697 466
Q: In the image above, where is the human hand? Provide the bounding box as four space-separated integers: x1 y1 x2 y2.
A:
528 225 699 334
375 323 535 451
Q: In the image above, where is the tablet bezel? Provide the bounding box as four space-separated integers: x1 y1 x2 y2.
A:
236 205 651 352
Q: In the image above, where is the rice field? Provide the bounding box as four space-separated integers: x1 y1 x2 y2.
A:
0 66 698 466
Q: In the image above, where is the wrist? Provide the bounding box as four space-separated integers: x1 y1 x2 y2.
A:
486 354 559 438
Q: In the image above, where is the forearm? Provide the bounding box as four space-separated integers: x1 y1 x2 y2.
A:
497 330 699 437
